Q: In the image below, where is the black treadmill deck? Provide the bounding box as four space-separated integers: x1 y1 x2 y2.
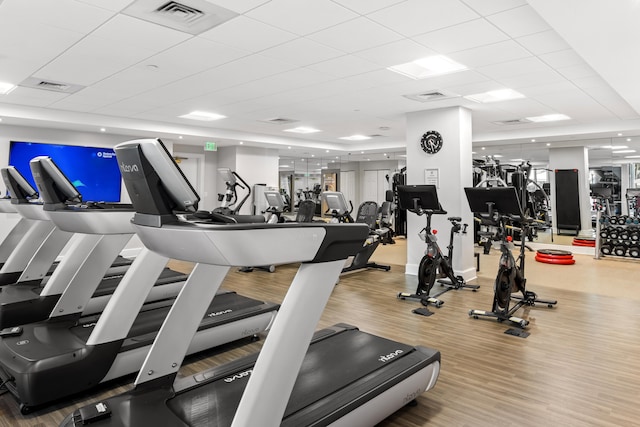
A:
62 325 440 427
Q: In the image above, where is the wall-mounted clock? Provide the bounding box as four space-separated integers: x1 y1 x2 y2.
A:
420 130 443 154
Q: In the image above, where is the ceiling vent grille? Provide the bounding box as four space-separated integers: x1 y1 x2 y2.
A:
403 90 458 102
493 118 532 125
259 117 299 125
123 0 238 35
19 77 85 94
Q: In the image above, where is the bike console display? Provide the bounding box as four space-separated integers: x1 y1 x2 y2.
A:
464 187 524 219
397 185 445 214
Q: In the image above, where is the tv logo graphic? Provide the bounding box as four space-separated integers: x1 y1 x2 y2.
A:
98 151 115 159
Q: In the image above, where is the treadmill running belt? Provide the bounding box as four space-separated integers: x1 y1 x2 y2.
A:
168 329 417 426
91 267 185 298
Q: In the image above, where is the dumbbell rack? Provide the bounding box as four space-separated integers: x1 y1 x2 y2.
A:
595 211 640 259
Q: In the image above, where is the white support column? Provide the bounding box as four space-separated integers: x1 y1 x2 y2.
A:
88 248 169 345
49 234 132 317
134 263 229 385
0 221 57 273
0 218 33 263
405 107 475 281
232 259 345 427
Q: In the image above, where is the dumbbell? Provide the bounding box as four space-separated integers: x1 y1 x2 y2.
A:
616 216 627 225
608 227 620 239
628 244 640 258
613 241 628 257
599 227 610 239
600 242 613 255
633 217 640 225
619 228 630 241
630 227 640 241
609 216 618 225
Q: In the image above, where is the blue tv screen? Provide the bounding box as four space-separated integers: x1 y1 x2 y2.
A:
9 141 122 202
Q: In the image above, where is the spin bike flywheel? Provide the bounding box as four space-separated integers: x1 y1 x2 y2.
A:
417 257 436 297
494 269 512 313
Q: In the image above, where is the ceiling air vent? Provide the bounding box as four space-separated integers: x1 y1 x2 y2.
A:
259 117 299 125
403 90 459 103
123 0 238 35
19 77 85 94
493 119 532 125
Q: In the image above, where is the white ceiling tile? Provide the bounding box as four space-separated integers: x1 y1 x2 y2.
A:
50 86 132 110
516 30 570 55
3 87 69 107
90 14 191 51
308 17 403 53
263 78 375 107
459 0 527 16
0 0 115 34
517 81 577 97
538 49 586 68
199 16 297 53
246 0 358 36
202 0 271 13
414 19 509 54
486 5 551 38
495 69 565 90
572 78 639 120
556 64 598 80
90 65 184 98
259 38 345 67
449 40 531 68
331 0 406 15
306 55 382 78
143 37 250 78
75 0 134 12
477 57 552 80
344 69 412 89
37 37 159 86
355 39 436 67
367 0 479 37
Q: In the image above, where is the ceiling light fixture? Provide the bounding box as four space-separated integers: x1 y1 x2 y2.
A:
493 154 503 158
0 82 16 95
525 113 570 122
613 150 636 154
339 135 371 141
100 128 106 132
283 126 321 134
179 111 226 121
178 135 183 139
546 143 551 146
625 155 640 158
531 139 536 142
388 55 467 79
627 138 632 142
601 145 628 149
464 88 525 103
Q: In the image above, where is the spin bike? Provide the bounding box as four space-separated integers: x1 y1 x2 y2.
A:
465 187 557 328
396 185 479 311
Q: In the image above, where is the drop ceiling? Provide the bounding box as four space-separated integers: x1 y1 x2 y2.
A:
1 0 640 164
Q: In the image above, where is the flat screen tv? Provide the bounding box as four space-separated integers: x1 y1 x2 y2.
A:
9 141 122 202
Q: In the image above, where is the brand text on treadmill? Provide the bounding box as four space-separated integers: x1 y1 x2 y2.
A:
120 163 139 173
379 350 403 362
224 369 252 383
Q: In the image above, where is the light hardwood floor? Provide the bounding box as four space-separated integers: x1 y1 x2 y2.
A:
1 240 638 427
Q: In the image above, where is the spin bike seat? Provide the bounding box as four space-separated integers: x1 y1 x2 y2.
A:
447 216 462 222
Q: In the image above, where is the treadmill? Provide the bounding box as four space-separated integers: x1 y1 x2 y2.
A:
0 165 143 328
62 138 440 427
0 191 34 269
0 167 74 286
0 157 279 413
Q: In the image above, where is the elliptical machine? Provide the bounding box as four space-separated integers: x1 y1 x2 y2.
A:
465 186 557 328
396 185 479 314
213 168 251 215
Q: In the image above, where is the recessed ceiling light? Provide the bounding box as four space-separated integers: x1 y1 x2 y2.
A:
360 151 364 154
280 165 290 168
618 133 623 136
326 150 330 153
283 126 321 134
546 143 551 146
481 147 486 150
493 154 503 158
625 155 640 158
335 156 339 159
471 151 477 154
178 135 183 139
239 141 243 144
388 55 467 79
179 111 226 121
525 113 570 122
311 154 315 157
464 88 525 103
531 139 536 142
301 158 305 162
627 138 632 142
510 158 525 162
288 146 291 149
613 150 636 154
601 145 628 149
339 135 372 141
100 128 106 132
0 82 16 95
